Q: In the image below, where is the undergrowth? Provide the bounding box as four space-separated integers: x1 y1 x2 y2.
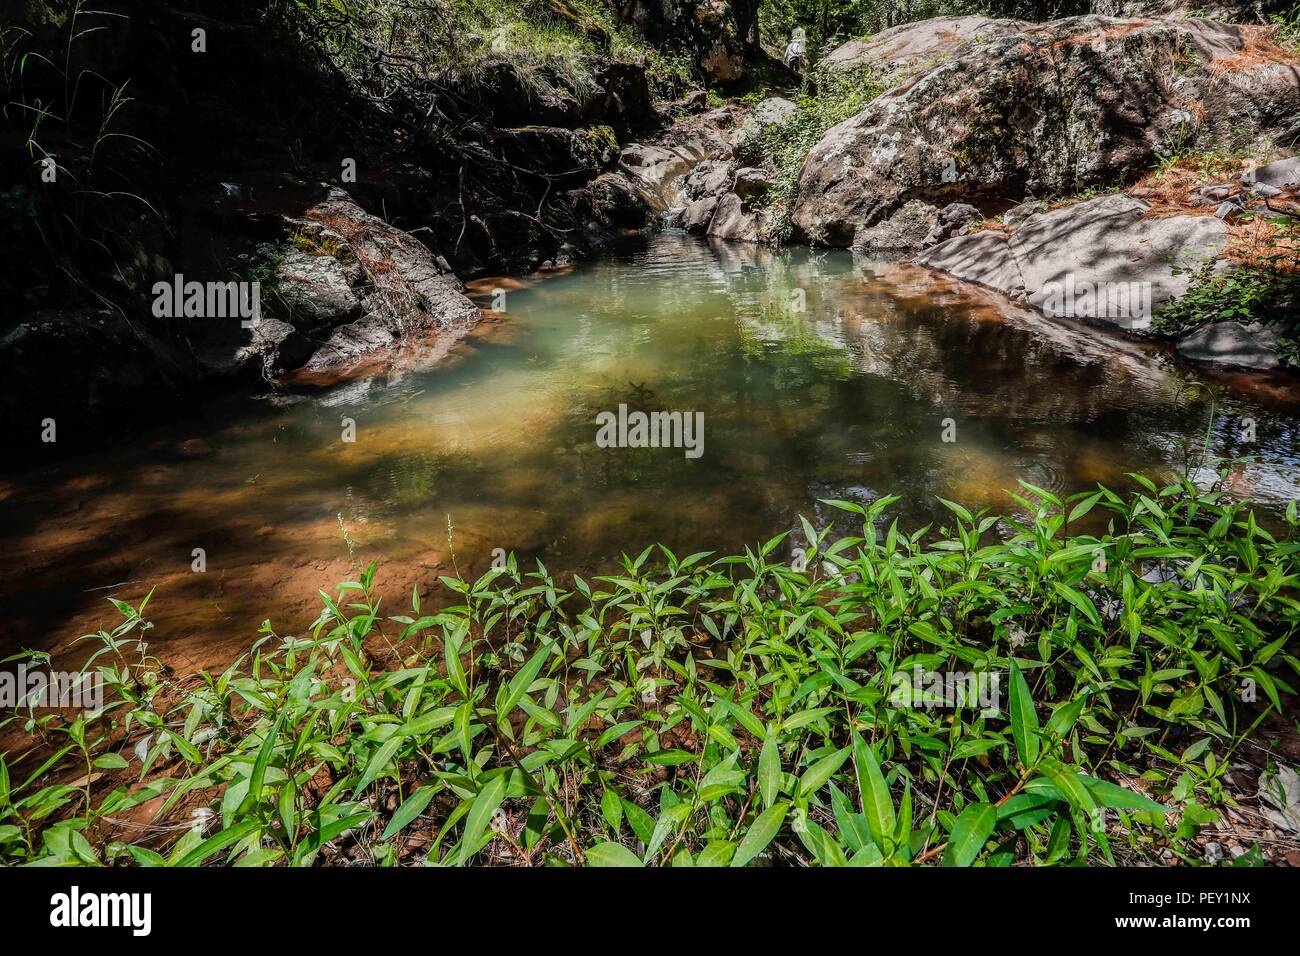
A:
738 63 886 241
3 480 1298 867
1154 212 1300 363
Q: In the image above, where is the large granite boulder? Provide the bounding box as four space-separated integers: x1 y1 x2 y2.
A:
914 193 1229 331
823 16 1027 80
793 16 1300 247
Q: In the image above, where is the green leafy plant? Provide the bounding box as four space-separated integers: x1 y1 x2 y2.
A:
3 479 1297 867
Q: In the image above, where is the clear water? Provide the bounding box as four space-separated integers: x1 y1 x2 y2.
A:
5 233 1300 665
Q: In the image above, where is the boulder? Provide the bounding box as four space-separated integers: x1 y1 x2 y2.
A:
733 96 797 149
684 160 733 201
496 126 618 188
824 16 1027 79
912 231 1025 297
934 202 982 239
583 172 654 229
707 191 774 243
914 193 1230 331
271 245 364 331
198 187 479 377
1176 321 1280 370
793 16 1300 247
452 57 654 135
852 200 941 252
0 309 193 437
1243 156 1300 191
1008 194 1227 330
732 166 774 201
683 195 720 233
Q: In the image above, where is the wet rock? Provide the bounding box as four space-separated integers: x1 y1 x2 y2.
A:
912 231 1024 296
852 200 941 252
1176 321 1280 370
793 16 1300 247
707 192 774 243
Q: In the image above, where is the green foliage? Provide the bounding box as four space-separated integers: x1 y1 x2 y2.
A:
4 481 1298 867
739 63 886 240
275 0 701 108
1154 213 1300 365
1272 2 1300 52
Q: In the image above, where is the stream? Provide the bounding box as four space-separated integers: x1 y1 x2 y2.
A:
5 232 1300 670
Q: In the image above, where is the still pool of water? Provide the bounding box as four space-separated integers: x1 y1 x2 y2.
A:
5 233 1300 667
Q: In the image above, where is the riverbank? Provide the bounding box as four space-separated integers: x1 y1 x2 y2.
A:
4 484 1298 866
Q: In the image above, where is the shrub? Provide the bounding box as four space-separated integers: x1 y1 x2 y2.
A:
738 63 886 241
3 480 1297 866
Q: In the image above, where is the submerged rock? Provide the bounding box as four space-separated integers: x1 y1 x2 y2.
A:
912 230 1024 296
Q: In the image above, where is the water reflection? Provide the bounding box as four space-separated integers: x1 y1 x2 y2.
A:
3 232 1300 664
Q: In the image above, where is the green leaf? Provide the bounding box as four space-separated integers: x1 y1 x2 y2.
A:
644 802 691 863
942 803 997 867
456 773 509 865
173 819 260 867
586 841 644 867
355 734 403 794
731 801 788 867
1082 777 1169 814
796 745 850 799
758 733 781 809
238 709 287 813
1008 659 1040 770
853 734 895 853
600 789 623 832
498 644 550 723
381 784 439 840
